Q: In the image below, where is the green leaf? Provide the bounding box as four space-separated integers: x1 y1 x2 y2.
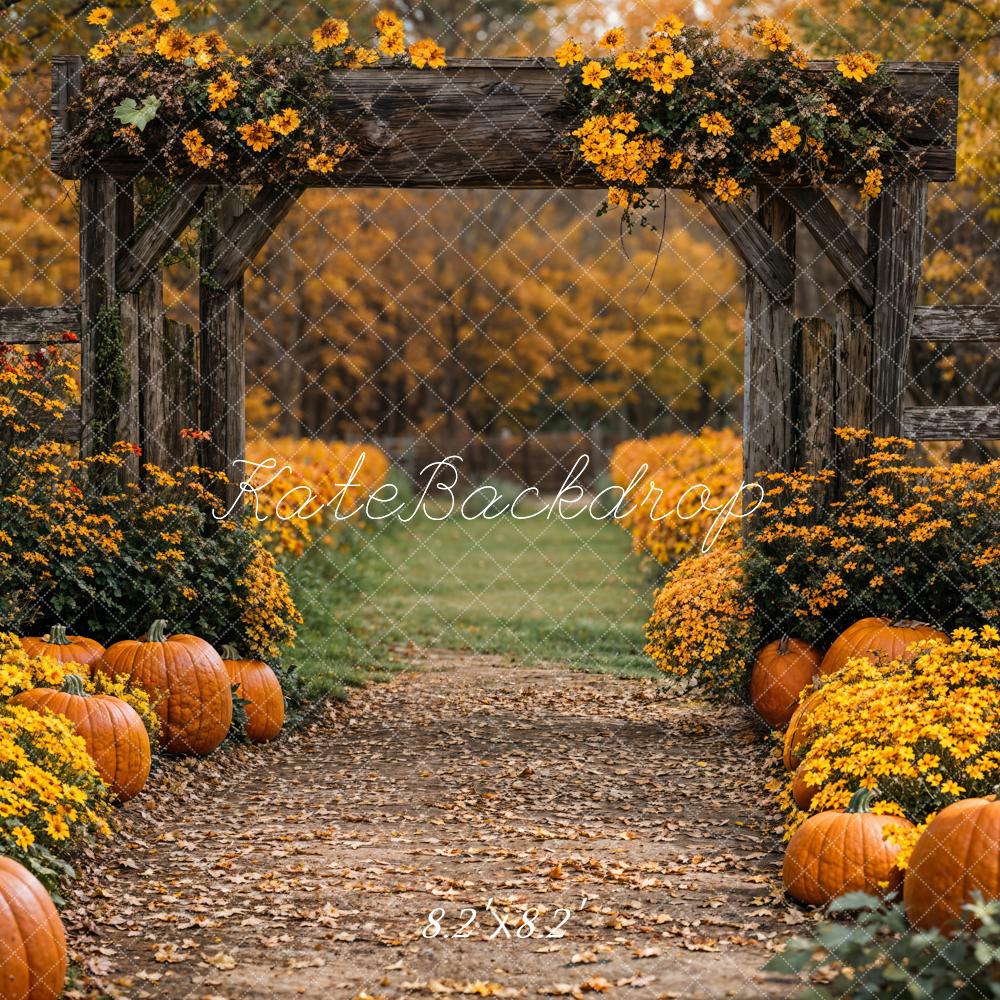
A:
113 96 161 132
827 891 883 914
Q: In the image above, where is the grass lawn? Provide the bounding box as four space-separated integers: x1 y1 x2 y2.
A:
286 507 659 697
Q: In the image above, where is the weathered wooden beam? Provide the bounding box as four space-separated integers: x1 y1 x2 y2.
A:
117 182 207 292
0 305 80 343
833 288 875 481
51 56 959 185
903 405 1000 440
51 56 82 176
80 173 139 479
199 188 246 512
701 194 796 301
782 187 874 310
49 407 82 445
869 176 929 437
211 184 302 289
742 188 797 492
911 304 1000 343
797 317 837 469
162 319 199 470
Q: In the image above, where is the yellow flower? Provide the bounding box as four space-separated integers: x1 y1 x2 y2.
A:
751 17 791 53
87 6 113 26
182 128 213 167
554 39 584 67
238 120 275 153
408 38 446 69
653 15 683 38
312 17 349 52
713 173 743 202
207 71 238 112
150 0 180 22
769 119 801 153
155 27 193 61
861 167 883 200
306 152 337 174
269 108 301 136
837 51 880 82
581 61 611 89
599 27 626 50
699 111 733 138
373 10 401 32
89 41 113 61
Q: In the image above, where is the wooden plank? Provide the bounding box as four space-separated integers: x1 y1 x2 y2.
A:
126 272 166 471
833 288 875 481
199 188 246 512
50 56 81 176
162 320 199 470
903 405 1000 440
742 188 797 490
117 182 207 293
80 172 139 478
0 305 80 343
869 176 928 437
797 317 837 470
49 407 82 445
911 304 1000 343
782 187 874 310
51 56 959 185
701 194 796 301
211 184 302 289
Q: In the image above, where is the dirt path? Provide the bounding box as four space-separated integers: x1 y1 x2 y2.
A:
64 652 800 1000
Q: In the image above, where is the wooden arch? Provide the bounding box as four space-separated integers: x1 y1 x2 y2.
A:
2 55 990 510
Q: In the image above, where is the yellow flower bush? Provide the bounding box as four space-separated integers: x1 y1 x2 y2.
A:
0 701 111 887
609 428 741 566
782 629 1000 867
0 633 161 746
245 437 389 557
644 541 759 696
238 540 303 661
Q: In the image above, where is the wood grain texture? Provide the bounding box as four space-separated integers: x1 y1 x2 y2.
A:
0 305 80 342
869 176 929 437
742 188 797 489
903 405 1000 440
701 195 796 301
797 317 837 470
162 320 199 470
51 57 959 185
911 304 1000 343
782 187 874 309
199 188 246 512
116 182 207 292
126 272 166 471
832 288 875 480
211 184 302 289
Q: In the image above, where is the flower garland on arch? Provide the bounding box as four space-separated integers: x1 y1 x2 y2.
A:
558 17 927 225
71 2 447 182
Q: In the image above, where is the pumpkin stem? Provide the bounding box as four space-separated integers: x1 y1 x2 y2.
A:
147 620 168 643
220 644 240 661
61 674 88 697
778 635 789 656
846 787 877 814
891 619 930 629
48 624 70 646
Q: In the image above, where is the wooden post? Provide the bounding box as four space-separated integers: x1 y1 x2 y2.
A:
198 187 246 513
742 186 797 488
80 172 140 479
869 176 929 437
162 319 199 470
833 287 874 486
796 316 837 513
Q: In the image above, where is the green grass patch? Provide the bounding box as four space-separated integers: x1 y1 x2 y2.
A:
286 507 658 696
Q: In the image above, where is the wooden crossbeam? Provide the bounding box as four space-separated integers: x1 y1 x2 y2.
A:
700 194 796 301
50 56 960 186
210 184 303 289
782 186 874 310
903 405 1000 440
117 181 207 292
0 305 81 343
911 304 1000 343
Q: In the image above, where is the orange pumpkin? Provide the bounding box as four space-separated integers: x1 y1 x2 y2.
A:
819 617 946 676
20 624 104 668
782 687 827 771
221 645 284 743
782 788 913 906
792 763 819 811
0 856 67 1000
12 674 151 802
98 620 232 756
904 796 1000 932
749 636 820 728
